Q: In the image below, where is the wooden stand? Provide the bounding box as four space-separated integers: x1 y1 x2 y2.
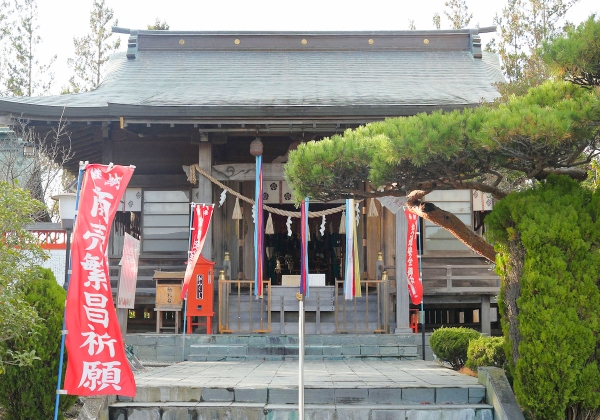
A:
155 307 182 333
186 315 212 334
154 271 184 334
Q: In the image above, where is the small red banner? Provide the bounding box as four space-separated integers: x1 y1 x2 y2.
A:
64 164 136 397
404 209 423 305
181 204 214 299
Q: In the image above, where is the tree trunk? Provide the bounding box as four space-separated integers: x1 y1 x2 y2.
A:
405 191 496 262
501 234 524 365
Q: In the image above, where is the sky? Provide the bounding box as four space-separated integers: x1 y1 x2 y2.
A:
35 0 600 95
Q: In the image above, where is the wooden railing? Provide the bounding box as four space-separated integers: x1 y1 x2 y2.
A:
218 280 271 333
422 264 500 295
334 279 389 333
28 229 67 249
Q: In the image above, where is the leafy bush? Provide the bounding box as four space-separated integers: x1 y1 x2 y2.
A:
465 336 506 371
487 175 600 420
429 326 481 370
0 268 77 420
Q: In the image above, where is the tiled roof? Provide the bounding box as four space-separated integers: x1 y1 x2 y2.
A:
0 29 504 121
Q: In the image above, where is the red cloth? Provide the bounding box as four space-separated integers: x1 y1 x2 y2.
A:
181 204 214 299
64 164 136 397
404 209 423 305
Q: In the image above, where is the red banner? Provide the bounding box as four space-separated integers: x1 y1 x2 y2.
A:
404 209 423 305
181 204 214 299
64 164 136 397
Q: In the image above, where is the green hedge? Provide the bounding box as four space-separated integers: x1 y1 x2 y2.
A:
429 326 481 370
466 336 506 371
487 175 600 419
0 268 77 420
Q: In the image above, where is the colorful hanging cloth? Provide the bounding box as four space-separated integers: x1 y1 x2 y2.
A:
300 198 309 297
253 155 264 297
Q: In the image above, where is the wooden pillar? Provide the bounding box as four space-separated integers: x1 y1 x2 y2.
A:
242 181 254 280
395 211 412 333
198 142 213 260
366 199 382 279
481 295 491 335
102 130 113 164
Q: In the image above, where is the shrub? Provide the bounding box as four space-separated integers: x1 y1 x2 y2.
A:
487 175 600 419
466 336 506 371
429 326 481 370
0 268 77 420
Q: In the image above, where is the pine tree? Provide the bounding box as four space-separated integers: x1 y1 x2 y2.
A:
5 0 55 97
444 0 472 29
432 12 441 30
147 18 169 30
489 0 580 91
66 0 120 93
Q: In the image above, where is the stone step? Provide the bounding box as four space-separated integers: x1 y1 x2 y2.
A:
127 334 426 362
125 384 486 405
187 354 420 362
177 334 418 345
111 359 495 419
109 403 494 420
188 343 419 358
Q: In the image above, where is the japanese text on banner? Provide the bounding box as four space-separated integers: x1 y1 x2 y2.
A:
64 164 136 397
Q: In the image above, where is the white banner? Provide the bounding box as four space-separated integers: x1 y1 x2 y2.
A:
376 196 406 214
116 233 140 309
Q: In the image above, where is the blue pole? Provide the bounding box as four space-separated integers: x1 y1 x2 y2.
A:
53 162 86 420
417 216 426 360
181 203 196 361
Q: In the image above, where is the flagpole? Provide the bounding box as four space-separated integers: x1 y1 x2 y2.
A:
417 216 426 360
182 203 196 362
298 293 305 420
53 161 86 420
298 198 309 420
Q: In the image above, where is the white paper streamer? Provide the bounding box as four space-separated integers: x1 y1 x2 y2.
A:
339 211 346 234
368 198 379 217
355 202 360 227
265 213 274 234
219 189 227 207
252 203 256 224
286 216 293 236
232 197 243 219
320 215 326 236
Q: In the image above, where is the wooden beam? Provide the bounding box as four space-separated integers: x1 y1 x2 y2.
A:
212 163 284 181
129 174 190 188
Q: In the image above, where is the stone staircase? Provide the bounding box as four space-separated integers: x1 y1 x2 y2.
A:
109 359 494 420
186 334 419 362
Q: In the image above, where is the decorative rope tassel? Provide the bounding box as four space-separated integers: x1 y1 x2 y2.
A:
339 211 346 234
265 212 274 235
232 197 242 220
368 198 379 217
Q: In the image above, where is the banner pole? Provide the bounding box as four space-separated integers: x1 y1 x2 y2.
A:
53 161 86 420
298 295 305 420
182 203 196 362
417 216 425 360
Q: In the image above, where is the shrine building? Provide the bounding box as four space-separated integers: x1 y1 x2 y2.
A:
0 28 504 336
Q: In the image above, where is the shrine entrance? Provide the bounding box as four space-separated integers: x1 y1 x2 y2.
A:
264 203 345 286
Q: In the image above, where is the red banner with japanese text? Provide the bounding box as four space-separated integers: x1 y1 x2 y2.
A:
181 204 214 299
404 209 423 305
64 164 136 397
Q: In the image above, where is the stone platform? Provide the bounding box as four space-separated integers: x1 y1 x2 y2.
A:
110 359 493 420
